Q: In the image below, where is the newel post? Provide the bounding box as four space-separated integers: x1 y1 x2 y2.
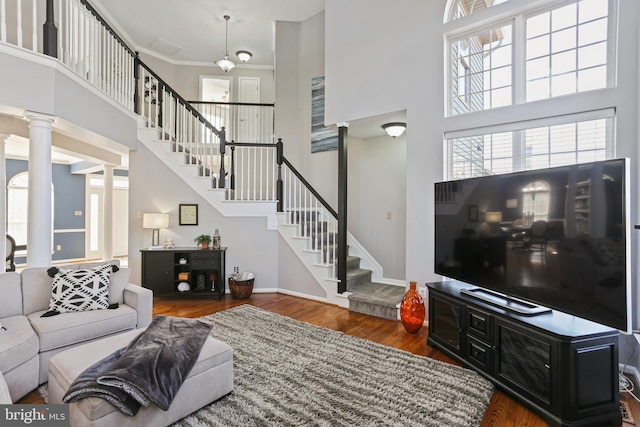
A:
276 138 283 212
230 146 236 191
43 0 58 57
218 127 226 188
133 52 140 114
337 124 349 294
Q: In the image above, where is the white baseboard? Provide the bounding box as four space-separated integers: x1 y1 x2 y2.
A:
224 287 330 305
619 363 640 389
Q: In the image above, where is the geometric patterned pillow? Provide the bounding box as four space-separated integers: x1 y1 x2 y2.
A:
48 264 114 313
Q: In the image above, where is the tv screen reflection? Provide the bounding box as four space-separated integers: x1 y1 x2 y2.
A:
434 159 628 331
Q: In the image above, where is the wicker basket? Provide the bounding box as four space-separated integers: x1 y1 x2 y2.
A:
229 273 255 299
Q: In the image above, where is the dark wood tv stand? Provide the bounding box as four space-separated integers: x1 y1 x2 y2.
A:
426 280 620 427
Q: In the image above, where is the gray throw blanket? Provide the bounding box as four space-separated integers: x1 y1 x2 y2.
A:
63 315 213 416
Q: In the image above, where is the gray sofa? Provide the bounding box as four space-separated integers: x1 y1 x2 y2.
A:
0 261 153 403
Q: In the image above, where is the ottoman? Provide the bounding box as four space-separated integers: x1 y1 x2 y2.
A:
48 328 234 427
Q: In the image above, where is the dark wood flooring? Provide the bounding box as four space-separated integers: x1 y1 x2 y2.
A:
18 293 638 426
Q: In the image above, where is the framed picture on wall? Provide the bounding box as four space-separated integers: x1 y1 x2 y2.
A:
179 204 198 226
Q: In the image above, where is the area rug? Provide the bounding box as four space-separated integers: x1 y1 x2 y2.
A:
40 305 494 426
174 304 493 426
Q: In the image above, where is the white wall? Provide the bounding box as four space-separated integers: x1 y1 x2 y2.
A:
277 235 326 297
325 0 442 285
0 45 138 151
128 143 279 291
275 13 339 208
348 134 406 280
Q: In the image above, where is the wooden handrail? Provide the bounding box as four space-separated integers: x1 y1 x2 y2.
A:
80 0 136 57
137 60 223 139
189 101 275 108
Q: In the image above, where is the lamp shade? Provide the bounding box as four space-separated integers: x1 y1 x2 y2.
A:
382 122 406 138
143 213 169 229
485 211 503 223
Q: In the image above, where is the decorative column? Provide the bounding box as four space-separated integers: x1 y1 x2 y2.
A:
0 134 8 272
102 164 115 261
25 112 56 267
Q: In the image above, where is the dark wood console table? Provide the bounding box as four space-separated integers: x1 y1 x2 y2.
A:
426 280 620 427
141 247 226 299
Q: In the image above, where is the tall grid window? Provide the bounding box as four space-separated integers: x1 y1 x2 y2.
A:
522 181 551 222
526 0 609 101
448 0 612 116
447 115 614 179
445 0 617 179
452 24 513 114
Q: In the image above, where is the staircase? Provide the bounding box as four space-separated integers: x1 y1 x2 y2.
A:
278 209 405 318
138 128 407 315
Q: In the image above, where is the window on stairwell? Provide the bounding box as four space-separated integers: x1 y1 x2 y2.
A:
199 76 232 132
522 180 551 222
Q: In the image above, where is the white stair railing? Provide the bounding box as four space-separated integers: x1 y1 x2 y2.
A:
191 101 274 145
281 157 338 278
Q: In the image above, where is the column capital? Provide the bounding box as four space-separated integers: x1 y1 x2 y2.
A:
337 122 349 128
23 111 57 124
0 133 10 143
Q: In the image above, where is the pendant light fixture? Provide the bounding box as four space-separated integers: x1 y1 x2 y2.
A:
216 15 235 72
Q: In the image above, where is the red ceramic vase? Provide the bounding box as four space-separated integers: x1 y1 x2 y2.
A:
400 281 425 333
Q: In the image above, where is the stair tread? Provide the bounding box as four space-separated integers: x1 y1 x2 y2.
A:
347 282 405 307
346 268 371 278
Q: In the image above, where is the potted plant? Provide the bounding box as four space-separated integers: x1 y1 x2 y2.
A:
194 234 211 249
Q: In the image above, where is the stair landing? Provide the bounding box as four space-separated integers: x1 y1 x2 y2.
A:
348 282 405 320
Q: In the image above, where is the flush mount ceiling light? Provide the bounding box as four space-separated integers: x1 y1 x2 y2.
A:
216 15 235 72
381 122 407 138
236 50 252 62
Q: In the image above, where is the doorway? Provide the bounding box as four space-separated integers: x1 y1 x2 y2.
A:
237 77 261 143
85 174 129 260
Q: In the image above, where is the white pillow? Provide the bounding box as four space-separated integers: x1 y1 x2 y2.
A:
109 267 131 305
48 264 114 313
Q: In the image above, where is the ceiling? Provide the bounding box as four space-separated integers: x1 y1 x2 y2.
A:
91 0 326 66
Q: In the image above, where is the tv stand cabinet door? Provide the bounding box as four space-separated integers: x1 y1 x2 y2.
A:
494 318 556 413
427 292 464 357
561 337 620 423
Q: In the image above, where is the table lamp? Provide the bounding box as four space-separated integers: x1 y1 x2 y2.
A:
485 211 503 235
143 213 170 249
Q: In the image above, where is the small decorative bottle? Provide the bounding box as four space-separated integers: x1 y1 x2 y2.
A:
212 229 221 250
400 281 425 333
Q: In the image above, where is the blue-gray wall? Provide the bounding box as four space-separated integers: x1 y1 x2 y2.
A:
6 159 86 262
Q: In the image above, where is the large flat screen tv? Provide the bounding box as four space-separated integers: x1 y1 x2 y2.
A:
434 158 630 332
